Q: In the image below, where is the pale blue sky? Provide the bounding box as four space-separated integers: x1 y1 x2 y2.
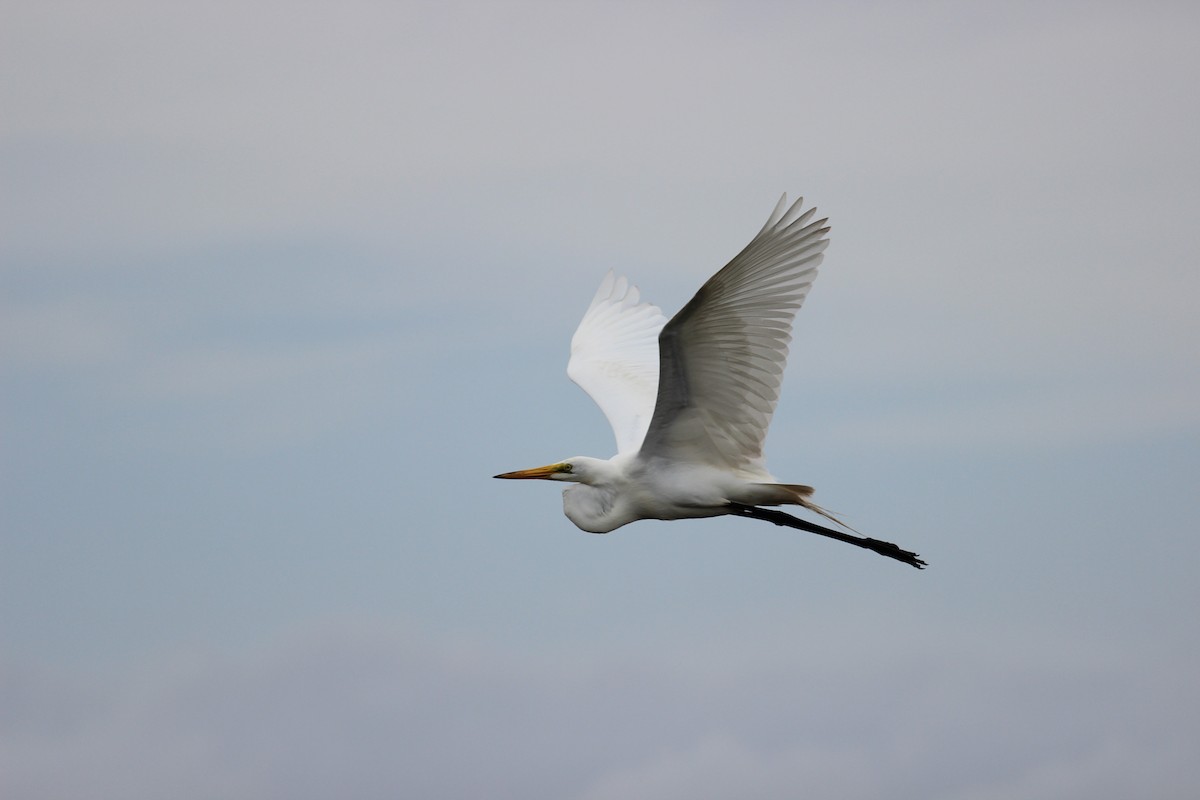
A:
3 2 1199 797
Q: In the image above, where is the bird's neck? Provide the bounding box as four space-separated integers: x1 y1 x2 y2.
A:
572 455 622 485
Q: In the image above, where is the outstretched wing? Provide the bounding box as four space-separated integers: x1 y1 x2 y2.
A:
639 195 830 472
567 271 669 455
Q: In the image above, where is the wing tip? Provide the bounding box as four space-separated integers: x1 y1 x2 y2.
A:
759 193 831 240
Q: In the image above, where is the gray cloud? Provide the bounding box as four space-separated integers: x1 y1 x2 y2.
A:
3 616 1197 799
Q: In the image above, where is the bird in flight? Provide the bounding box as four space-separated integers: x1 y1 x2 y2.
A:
496 195 925 568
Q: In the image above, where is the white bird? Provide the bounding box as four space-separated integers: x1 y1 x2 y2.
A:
496 195 924 568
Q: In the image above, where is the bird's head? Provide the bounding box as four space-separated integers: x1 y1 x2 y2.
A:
494 457 594 483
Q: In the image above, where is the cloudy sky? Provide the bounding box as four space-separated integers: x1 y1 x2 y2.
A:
3 1 1199 797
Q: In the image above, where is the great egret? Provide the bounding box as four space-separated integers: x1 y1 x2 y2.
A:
496 195 925 568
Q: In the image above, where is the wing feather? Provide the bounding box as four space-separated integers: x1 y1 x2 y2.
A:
639 195 830 472
567 271 669 455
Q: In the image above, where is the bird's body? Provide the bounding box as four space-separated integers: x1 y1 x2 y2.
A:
497 195 925 568
556 453 811 533
556 454 772 533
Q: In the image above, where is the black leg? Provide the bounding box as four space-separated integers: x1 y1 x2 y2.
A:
725 503 926 569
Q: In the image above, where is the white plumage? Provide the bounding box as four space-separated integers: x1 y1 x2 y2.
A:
567 272 668 457
496 194 925 569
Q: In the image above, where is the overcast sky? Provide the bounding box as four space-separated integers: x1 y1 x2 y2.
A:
3 2 1199 798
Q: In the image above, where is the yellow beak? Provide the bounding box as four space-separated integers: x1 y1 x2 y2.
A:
493 463 566 480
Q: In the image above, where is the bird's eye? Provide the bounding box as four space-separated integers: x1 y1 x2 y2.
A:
560 463 573 473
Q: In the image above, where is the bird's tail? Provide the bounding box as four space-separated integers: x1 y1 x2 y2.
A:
765 483 862 534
